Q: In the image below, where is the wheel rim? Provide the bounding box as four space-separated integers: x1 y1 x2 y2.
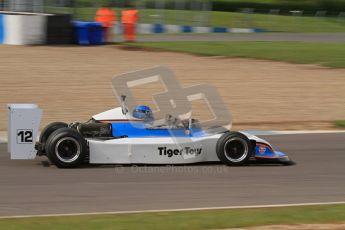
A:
224 137 248 162
55 137 81 163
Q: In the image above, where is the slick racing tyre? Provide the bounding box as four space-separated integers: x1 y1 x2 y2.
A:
216 131 253 166
39 122 68 149
45 128 87 168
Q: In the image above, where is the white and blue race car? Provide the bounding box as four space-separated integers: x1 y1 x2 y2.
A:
7 102 293 168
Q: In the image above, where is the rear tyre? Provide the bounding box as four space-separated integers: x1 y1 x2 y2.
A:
45 128 87 168
216 131 253 166
39 122 68 152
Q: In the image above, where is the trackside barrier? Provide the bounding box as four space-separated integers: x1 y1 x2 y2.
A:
136 24 266 34
0 12 74 45
153 23 165 33
1 12 48 45
0 13 266 46
45 14 73 45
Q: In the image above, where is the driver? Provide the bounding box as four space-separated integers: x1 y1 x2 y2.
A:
132 105 154 122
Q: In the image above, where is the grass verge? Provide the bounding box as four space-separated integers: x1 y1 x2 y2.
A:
335 120 345 128
124 41 345 68
1 204 345 230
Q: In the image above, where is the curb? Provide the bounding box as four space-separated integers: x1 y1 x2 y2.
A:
133 23 266 34
243 130 345 135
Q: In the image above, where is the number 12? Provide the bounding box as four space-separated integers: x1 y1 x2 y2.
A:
17 130 33 143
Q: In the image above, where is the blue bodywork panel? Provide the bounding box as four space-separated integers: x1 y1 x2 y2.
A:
111 122 207 138
0 14 4 44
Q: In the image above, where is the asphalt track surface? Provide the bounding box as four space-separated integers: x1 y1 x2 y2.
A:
0 133 344 216
137 33 345 42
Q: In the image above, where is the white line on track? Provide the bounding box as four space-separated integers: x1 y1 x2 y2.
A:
0 131 7 143
1 201 344 219
243 130 345 135
0 138 6 144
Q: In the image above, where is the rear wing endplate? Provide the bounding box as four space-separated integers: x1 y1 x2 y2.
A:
7 104 42 159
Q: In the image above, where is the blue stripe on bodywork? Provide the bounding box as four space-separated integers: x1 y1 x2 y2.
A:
111 122 206 138
0 14 4 44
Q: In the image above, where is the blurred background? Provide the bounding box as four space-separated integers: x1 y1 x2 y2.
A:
1 0 345 131
1 0 345 32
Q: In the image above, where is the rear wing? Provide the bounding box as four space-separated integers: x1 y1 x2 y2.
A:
7 104 42 159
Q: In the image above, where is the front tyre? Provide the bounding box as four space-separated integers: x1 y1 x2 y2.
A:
216 131 253 166
45 128 87 168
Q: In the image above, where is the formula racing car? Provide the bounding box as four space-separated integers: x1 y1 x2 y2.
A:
7 100 293 168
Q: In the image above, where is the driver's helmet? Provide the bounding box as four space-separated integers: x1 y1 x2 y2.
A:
132 105 154 122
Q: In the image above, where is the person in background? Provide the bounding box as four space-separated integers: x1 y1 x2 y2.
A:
121 5 138 42
95 6 116 43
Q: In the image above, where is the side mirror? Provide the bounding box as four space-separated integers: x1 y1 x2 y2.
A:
121 95 128 115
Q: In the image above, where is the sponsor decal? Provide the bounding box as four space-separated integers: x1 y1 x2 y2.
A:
158 147 202 157
258 146 266 154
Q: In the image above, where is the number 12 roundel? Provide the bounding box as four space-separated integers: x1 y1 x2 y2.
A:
17 130 33 144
